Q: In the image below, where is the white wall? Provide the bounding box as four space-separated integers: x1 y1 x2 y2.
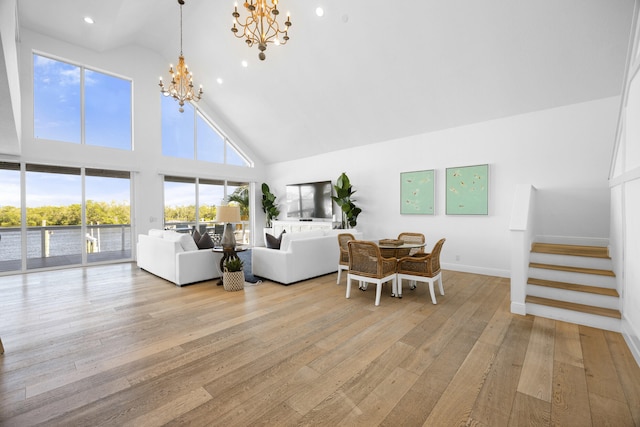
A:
0 0 21 154
8 29 266 242
610 1 640 365
266 97 618 278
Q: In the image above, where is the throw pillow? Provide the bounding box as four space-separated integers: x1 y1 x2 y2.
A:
265 230 286 249
192 229 202 244
197 232 214 249
178 233 199 252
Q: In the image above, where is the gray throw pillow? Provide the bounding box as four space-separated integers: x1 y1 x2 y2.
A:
265 230 286 249
197 232 214 249
192 229 202 244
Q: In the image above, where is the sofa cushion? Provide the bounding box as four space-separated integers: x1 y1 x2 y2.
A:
280 230 324 251
192 229 202 243
163 231 199 252
149 229 164 238
197 232 214 249
265 230 286 249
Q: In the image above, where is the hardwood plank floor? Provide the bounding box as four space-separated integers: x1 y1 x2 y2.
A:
1 263 639 426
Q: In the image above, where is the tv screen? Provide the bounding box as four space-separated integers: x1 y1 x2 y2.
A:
286 181 333 219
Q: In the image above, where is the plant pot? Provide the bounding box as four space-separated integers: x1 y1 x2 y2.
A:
223 269 244 291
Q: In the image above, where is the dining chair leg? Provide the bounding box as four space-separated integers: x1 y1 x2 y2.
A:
437 273 444 295
337 268 342 284
375 282 383 306
346 276 352 299
428 279 437 304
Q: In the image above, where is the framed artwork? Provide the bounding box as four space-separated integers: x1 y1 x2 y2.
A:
400 169 435 215
446 164 489 215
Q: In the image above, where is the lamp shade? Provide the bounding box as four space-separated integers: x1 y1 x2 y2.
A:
216 205 241 223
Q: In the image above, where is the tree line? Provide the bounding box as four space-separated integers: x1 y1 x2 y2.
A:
0 201 131 227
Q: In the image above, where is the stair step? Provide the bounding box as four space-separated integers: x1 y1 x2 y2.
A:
525 296 621 319
527 278 619 297
531 243 609 258
529 262 615 277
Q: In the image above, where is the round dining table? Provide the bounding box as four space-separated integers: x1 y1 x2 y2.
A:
377 240 426 259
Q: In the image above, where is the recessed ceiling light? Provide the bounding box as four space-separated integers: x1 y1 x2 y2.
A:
241 60 248 68
315 7 324 17
84 16 94 24
216 78 223 85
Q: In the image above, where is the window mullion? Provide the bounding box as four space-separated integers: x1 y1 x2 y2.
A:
81 65 86 145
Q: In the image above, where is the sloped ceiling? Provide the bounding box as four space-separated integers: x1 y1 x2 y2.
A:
15 0 636 164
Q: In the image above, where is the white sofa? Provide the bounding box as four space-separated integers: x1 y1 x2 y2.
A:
137 229 223 286
252 229 362 285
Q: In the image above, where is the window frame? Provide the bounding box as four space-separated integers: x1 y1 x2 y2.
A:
161 94 254 167
32 51 133 150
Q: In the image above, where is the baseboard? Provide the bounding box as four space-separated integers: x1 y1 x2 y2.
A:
511 301 527 316
622 317 640 368
442 263 510 278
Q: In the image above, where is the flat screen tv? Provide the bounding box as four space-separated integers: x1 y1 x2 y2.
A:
285 181 333 219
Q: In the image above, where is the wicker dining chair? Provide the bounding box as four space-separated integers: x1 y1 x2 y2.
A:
396 232 426 258
347 240 397 306
337 233 356 284
396 238 446 304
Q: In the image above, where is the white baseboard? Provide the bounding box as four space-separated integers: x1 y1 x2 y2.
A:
442 263 509 278
622 317 640 368
511 302 527 315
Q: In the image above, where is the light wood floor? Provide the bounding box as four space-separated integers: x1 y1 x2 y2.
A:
1 264 639 426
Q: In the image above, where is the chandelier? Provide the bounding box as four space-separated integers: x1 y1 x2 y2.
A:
159 0 203 113
231 1 292 61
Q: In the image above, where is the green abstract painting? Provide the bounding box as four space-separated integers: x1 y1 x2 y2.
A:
446 164 489 215
400 170 435 215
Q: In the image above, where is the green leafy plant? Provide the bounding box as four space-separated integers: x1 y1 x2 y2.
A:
225 185 249 219
224 257 244 272
332 172 361 229
261 183 280 227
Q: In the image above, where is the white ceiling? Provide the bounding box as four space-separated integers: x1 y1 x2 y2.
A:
14 0 636 164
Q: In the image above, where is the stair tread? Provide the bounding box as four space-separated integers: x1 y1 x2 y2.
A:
527 278 619 297
529 262 615 277
526 296 621 319
531 243 610 258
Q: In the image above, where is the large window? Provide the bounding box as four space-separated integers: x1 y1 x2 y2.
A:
25 165 82 269
85 169 132 263
161 95 251 166
0 164 133 272
164 177 250 244
33 53 132 149
163 176 196 230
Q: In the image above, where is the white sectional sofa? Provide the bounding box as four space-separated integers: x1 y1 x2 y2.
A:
137 229 223 286
252 229 362 285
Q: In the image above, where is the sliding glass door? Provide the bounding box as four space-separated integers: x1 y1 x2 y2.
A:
0 162 21 273
25 165 82 269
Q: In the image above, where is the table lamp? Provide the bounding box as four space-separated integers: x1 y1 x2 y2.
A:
216 205 242 249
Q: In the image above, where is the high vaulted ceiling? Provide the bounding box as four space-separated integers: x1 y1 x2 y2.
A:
14 0 636 164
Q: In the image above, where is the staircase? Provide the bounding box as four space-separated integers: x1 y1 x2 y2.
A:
525 242 621 332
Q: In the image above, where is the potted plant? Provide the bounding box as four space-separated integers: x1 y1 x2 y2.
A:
223 257 244 291
261 183 280 228
332 172 361 229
